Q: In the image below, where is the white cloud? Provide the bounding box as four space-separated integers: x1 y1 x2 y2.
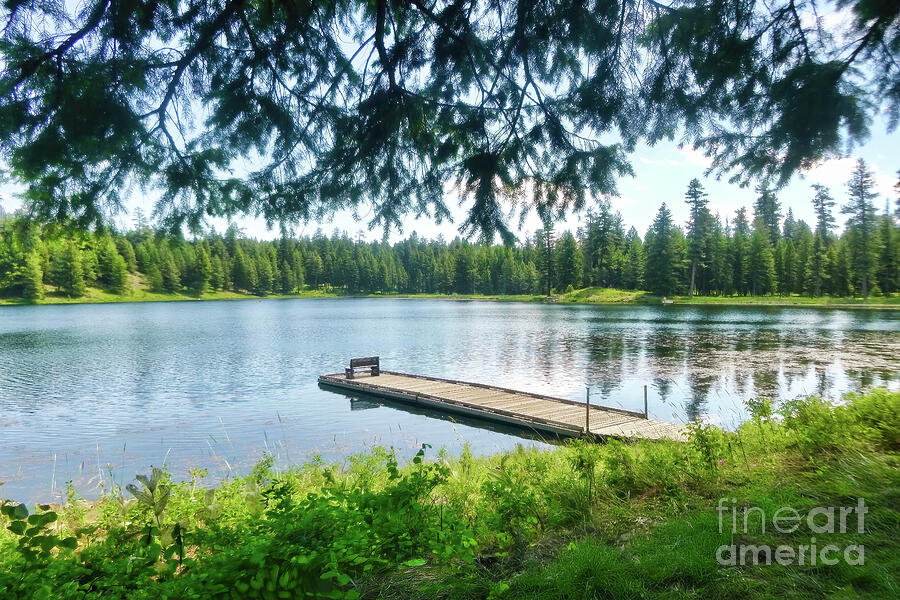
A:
800 158 896 201
0 180 25 213
677 146 713 168
873 175 896 202
801 157 858 187
638 155 688 167
819 8 856 38
799 5 855 44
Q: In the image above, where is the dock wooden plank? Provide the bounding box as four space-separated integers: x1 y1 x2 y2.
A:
524 404 589 419
478 395 555 412
318 370 685 442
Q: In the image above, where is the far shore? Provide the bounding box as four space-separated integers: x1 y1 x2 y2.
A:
2 285 899 309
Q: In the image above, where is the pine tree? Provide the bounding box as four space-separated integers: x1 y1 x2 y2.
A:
97 236 124 288
708 218 731 295
132 207 149 231
828 242 853 296
255 254 273 295
731 208 751 295
344 255 360 293
377 257 392 293
355 245 376 292
775 237 796 294
81 246 99 284
453 246 477 294
232 246 257 293
622 227 645 290
116 237 138 272
147 263 164 292
876 200 897 295
807 240 826 296
554 232 583 291
748 219 776 295
305 251 323 289
670 228 689 292
159 251 181 293
782 208 797 240
331 250 348 289
51 241 86 297
22 251 44 300
279 260 296 294
684 178 712 295
190 245 212 294
210 255 225 290
754 182 782 245
211 237 230 286
536 217 555 296
291 249 305 291
134 240 157 274
792 222 813 295
109 253 129 294
580 201 626 288
268 247 281 292
645 203 680 296
842 159 880 298
809 185 836 296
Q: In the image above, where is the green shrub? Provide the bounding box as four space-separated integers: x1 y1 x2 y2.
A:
778 390 900 454
686 421 729 471
1 390 897 599
841 388 900 451
779 396 846 453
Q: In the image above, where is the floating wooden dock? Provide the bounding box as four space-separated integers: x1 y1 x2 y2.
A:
318 369 685 442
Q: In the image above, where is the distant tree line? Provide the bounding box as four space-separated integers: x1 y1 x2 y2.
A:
1 160 897 301
580 160 899 299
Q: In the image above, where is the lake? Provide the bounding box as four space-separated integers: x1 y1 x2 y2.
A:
1 298 898 503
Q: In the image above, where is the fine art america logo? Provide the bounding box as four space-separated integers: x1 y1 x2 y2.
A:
716 498 867 566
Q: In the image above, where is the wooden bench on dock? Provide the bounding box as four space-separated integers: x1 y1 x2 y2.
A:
345 356 380 379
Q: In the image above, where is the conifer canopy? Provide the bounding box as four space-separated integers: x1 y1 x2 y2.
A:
1 1 897 238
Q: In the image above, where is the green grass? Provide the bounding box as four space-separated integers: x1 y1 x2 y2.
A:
491 452 900 600
2 279 898 309
557 286 653 304
1 389 898 599
0 274 339 306
556 286 900 308
662 293 900 307
367 292 548 302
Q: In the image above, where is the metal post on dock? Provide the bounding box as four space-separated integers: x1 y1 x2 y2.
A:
643 385 648 419
585 386 591 434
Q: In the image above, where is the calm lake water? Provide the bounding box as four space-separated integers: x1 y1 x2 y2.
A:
1 299 898 503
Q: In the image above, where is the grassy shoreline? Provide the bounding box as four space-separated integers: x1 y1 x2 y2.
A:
1 389 898 599
3 284 899 309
